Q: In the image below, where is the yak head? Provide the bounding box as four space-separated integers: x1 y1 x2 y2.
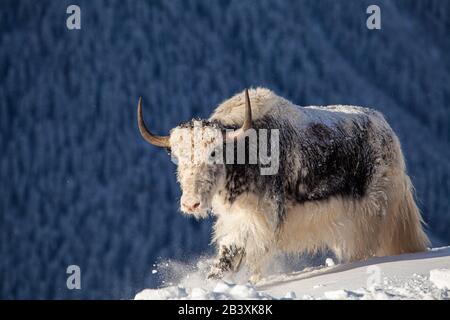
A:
137 90 253 218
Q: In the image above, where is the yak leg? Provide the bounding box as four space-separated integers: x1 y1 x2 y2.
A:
207 244 245 280
246 250 274 284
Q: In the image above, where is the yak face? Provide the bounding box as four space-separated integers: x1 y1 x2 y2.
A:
137 89 253 218
170 121 226 217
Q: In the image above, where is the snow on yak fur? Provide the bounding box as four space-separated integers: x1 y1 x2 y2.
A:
137 87 430 281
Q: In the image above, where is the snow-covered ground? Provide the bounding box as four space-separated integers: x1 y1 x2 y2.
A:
135 246 450 300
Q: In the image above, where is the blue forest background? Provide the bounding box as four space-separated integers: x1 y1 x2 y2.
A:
1 0 449 299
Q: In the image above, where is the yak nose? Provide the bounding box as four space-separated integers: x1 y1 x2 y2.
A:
181 197 201 212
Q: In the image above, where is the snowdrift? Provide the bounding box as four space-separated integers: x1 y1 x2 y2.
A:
135 247 450 300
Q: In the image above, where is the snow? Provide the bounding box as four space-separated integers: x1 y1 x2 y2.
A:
135 286 188 300
325 258 335 267
213 281 232 293
430 269 450 289
324 290 352 300
283 291 297 299
135 281 276 300
135 246 450 300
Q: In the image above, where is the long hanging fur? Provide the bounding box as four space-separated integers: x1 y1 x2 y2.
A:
168 87 429 279
208 88 429 275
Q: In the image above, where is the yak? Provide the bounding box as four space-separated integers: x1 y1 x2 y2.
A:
137 87 429 282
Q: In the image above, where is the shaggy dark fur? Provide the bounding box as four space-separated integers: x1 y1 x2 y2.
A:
220 113 383 222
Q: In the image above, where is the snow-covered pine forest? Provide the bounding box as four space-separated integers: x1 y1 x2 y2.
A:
1 0 449 299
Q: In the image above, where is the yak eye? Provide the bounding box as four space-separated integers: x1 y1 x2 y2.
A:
210 150 216 158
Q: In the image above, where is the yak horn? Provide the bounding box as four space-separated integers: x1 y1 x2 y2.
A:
137 97 171 148
225 89 253 141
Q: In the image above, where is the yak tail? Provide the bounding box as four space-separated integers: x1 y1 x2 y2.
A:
379 173 430 255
